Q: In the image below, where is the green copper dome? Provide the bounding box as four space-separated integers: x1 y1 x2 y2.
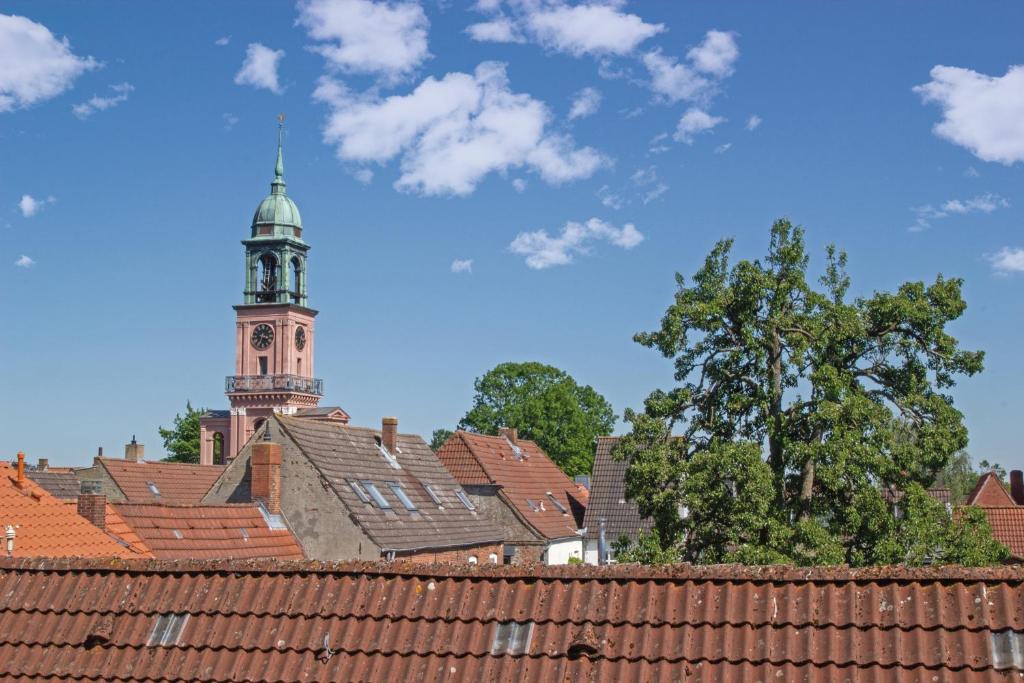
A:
251 125 303 237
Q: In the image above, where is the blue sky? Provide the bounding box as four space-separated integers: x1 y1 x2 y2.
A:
2 2 1024 470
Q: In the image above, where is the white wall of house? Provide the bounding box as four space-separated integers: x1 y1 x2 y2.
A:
545 537 584 565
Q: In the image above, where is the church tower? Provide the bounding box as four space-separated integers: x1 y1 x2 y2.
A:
199 121 332 464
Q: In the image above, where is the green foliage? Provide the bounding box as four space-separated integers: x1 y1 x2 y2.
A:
459 362 616 475
566 556 583 565
935 451 1007 504
430 428 453 452
158 401 205 463
613 529 682 564
619 219 1004 567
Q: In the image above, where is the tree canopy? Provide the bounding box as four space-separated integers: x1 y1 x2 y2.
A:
458 361 616 475
429 428 453 452
158 401 205 463
617 220 1007 566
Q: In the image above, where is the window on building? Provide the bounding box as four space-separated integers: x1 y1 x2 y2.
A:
296 357 302 376
455 489 476 511
212 432 225 466
491 621 534 655
423 484 444 507
148 613 189 647
503 545 516 565
348 480 371 503
387 482 418 512
362 481 392 509
546 492 568 514
488 553 499 564
468 555 478 565
147 482 160 497
258 356 269 375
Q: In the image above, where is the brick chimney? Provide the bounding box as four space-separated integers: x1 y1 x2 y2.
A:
251 430 282 515
37 458 49 471
1011 470 1024 506
15 452 26 489
124 435 144 463
382 417 398 454
77 481 106 530
499 427 518 445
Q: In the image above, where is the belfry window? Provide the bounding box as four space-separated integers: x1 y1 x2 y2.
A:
290 257 302 303
258 356 268 375
256 253 279 302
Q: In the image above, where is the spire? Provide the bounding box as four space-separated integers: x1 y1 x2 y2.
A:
271 114 286 195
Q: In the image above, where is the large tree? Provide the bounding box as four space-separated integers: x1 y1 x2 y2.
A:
617 220 1007 566
158 401 205 463
459 362 615 475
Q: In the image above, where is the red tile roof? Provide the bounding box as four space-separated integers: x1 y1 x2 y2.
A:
0 558 1022 681
977 507 1024 560
965 471 1015 507
98 458 224 504
111 503 304 560
60 501 152 556
0 465 142 559
437 432 588 540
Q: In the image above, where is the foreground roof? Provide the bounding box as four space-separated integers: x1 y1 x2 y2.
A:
98 458 225 504
0 557 1022 681
582 435 654 543
112 503 304 560
275 416 502 552
0 465 140 559
437 431 588 540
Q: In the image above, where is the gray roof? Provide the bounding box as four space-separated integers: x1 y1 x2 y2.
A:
295 406 347 417
275 416 503 553
25 470 82 500
582 436 655 542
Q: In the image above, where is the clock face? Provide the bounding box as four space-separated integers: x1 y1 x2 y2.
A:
251 324 274 349
295 326 307 350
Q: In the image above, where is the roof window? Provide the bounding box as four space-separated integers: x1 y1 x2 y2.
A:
362 481 392 509
546 492 568 515
423 484 444 507
348 479 371 504
146 481 160 497
239 527 250 540
171 529 183 539
455 489 476 511
148 613 189 647
491 621 534 655
387 482 418 512
526 499 544 512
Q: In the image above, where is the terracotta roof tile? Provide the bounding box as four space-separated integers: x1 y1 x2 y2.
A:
0 465 141 559
98 458 224 504
437 432 588 540
582 436 653 542
0 558 1022 681
59 501 152 556
112 503 303 560
965 471 1015 507
976 506 1024 560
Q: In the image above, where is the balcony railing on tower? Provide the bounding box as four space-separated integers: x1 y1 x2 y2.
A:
225 374 324 396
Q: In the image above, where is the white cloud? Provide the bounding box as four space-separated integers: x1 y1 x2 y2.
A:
510 217 643 269
234 43 285 93
298 0 429 80
714 142 732 154
686 30 739 78
909 193 1009 231
643 182 667 204
512 178 527 192
0 14 98 113
314 61 606 196
72 82 133 119
568 86 601 120
642 49 709 104
630 165 667 203
466 17 523 43
14 255 34 268
914 64 1024 165
988 247 1024 274
450 258 473 273
597 185 624 209
630 165 656 185
746 114 762 130
674 108 723 143
215 35 231 46
525 4 664 57
964 165 979 178
223 112 239 130
353 168 374 184
18 194 55 217
648 132 669 154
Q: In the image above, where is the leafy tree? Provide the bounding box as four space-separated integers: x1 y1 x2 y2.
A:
935 451 1007 504
158 401 205 463
618 219 1005 566
430 428 453 452
459 362 616 475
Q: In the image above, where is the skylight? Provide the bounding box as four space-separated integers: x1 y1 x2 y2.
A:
147 481 160 496
546 492 568 514
362 481 392 509
491 621 534 655
387 482 418 512
423 484 444 507
526 499 540 512
171 529 183 539
348 479 371 504
148 613 189 647
455 489 476 511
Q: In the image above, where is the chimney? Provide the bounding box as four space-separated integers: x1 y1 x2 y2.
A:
15 452 26 489
251 428 282 514
77 481 106 530
37 458 49 471
499 427 518 445
124 435 144 463
97 446 104 458
382 417 398 454
1011 470 1024 506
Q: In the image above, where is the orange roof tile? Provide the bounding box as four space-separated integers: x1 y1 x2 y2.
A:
0 465 140 559
977 506 1024 560
965 471 1015 507
437 432 588 540
111 503 304 560
60 501 152 556
98 458 224 504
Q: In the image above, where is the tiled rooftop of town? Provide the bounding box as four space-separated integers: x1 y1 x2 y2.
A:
98 457 225 504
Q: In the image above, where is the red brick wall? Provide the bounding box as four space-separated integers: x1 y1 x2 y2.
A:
399 543 503 565
77 494 106 530
251 442 282 513
971 476 1014 507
